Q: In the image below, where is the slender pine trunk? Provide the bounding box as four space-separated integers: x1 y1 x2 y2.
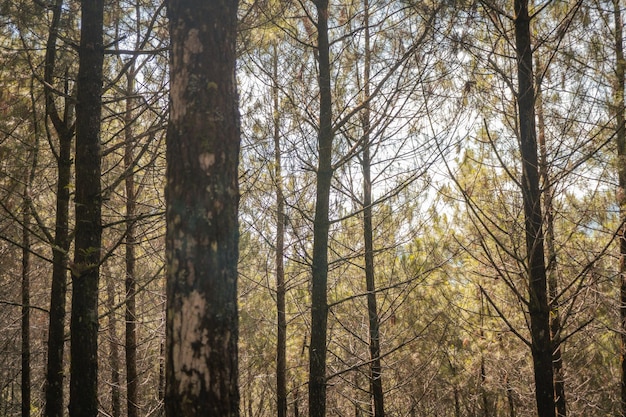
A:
309 1 333 415
513 1 555 416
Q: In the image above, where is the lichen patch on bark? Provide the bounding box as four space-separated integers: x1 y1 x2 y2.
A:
172 290 211 397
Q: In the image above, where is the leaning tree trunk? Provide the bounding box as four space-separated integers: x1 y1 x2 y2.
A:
164 0 241 416
513 1 555 416
613 1 626 416
309 1 333 416
69 1 104 417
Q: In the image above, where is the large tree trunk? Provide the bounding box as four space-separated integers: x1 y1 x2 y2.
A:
614 1 626 416
272 42 288 417
361 2 384 416
309 1 333 416
513 1 555 416
164 1 240 416
43 2 73 416
69 1 104 416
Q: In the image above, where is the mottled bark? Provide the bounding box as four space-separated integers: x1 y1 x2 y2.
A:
309 1 333 416
69 1 104 417
513 1 555 416
164 0 240 416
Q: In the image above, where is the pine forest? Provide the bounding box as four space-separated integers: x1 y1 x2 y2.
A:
0 0 625 416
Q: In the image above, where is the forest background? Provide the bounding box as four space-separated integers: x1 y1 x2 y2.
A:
0 0 624 416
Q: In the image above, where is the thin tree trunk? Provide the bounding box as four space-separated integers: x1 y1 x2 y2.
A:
309 1 333 416
164 0 240 416
361 2 384 416
536 78 566 417
21 185 31 417
69 1 104 416
124 64 139 417
43 2 73 416
513 1 555 416
106 271 121 417
614 1 626 416
272 41 288 417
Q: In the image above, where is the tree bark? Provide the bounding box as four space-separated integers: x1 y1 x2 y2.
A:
536 78 566 417
614 1 626 416
43 2 73 416
361 2 384 416
309 1 333 416
513 2 555 416
124 64 139 417
69 1 104 416
21 185 31 417
164 0 240 416
106 271 121 417
272 41 288 417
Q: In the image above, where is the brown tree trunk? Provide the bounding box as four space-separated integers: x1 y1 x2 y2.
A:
513 1 555 416
164 0 240 416
614 1 626 416
21 187 31 417
124 65 139 417
536 78 566 417
272 41 288 417
361 2 384 416
69 1 104 416
43 2 73 416
309 1 333 416
105 271 121 417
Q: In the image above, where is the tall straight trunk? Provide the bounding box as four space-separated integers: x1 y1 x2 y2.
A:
164 0 240 416
69 1 104 416
272 42 288 417
614 1 626 416
361 2 384 416
513 2 555 416
43 2 73 416
309 1 333 416
536 80 566 417
124 65 139 417
21 189 31 417
105 271 121 417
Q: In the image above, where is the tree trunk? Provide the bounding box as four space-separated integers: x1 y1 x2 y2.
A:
272 41 288 417
43 2 73 416
614 1 626 416
309 1 333 416
106 271 121 417
124 64 139 417
164 1 240 416
513 1 555 416
21 187 31 417
536 78 566 417
361 2 384 416
69 1 104 416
